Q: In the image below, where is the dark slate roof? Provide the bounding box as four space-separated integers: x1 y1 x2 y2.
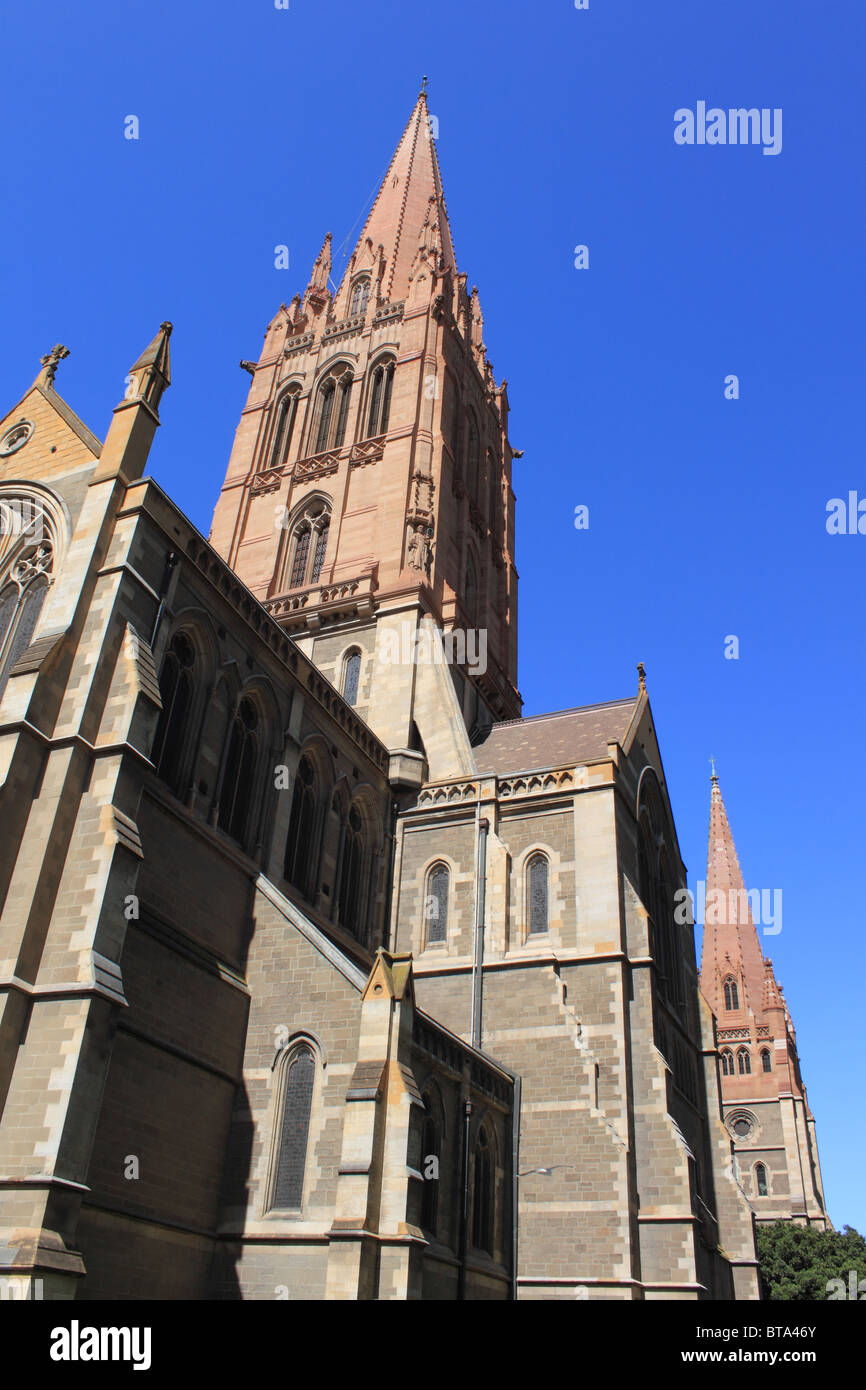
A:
472 697 638 776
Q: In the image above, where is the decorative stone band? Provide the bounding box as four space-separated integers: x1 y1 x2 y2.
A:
282 332 315 357
416 769 577 808
265 571 376 631
349 435 386 467
372 300 404 326
322 313 366 343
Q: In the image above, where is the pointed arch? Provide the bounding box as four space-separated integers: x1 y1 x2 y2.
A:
268 1037 322 1213
423 860 451 946
279 493 332 593
466 410 480 497
419 1080 445 1236
268 384 302 470
309 361 353 454
0 483 70 699
284 752 321 900
526 851 549 936
365 354 396 438
334 788 381 945
724 977 740 1011
760 1047 772 1074
754 1162 769 1197
349 276 371 317
471 1120 495 1256
737 1047 751 1075
215 679 279 852
720 1049 735 1077
341 647 362 707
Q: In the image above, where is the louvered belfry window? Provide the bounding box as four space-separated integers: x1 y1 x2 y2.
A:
272 1046 316 1210
527 853 549 934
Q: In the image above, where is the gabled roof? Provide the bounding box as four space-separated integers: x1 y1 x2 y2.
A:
472 697 638 776
0 381 102 458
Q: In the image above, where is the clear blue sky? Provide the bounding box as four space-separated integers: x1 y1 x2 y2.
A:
3 1 863 1234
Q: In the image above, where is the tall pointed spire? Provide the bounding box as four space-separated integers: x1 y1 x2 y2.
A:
334 88 456 307
700 768 767 1023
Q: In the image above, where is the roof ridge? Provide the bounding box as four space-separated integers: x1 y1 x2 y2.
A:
483 696 637 733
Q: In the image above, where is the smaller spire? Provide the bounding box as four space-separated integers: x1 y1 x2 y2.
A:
38 343 70 388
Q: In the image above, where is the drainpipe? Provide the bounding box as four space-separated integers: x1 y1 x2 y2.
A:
511 1074 521 1302
470 812 489 1050
457 1097 473 1301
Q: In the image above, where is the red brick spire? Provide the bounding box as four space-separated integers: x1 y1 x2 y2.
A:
699 767 767 1025
334 87 456 307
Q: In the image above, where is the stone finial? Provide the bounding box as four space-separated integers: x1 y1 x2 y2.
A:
39 343 70 387
710 754 718 782
637 662 646 692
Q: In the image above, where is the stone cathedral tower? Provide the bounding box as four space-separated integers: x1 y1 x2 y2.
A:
0 89 769 1301
699 770 829 1228
210 87 519 788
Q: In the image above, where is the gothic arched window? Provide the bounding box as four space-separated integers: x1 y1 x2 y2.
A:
720 1050 735 1077
271 1043 316 1211
284 754 318 898
349 277 370 317
466 414 480 497
289 527 311 588
218 697 259 845
420 1088 443 1237
755 1162 768 1197
342 649 361 707
761 1048 772 1074
737 1047 751 1075
425 862 450 945
270 387 301 469
527 853 549 935
152 630 196 796
366 357 395 438
310 519 329 584
464 556 477 619
314 379 335 453
724 978 740 1011
471 1126 494 1255
337 803 365 939
284 501 331 591
312 366 352 454
0 492 60 700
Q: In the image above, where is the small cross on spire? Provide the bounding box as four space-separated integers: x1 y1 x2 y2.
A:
710 755 718 781
39 343 69 386
420 75 428 96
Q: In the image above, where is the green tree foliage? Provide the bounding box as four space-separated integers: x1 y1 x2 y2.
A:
756 1221 866 1300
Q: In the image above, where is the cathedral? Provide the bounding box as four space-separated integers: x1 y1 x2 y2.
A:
0 90 826 1300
